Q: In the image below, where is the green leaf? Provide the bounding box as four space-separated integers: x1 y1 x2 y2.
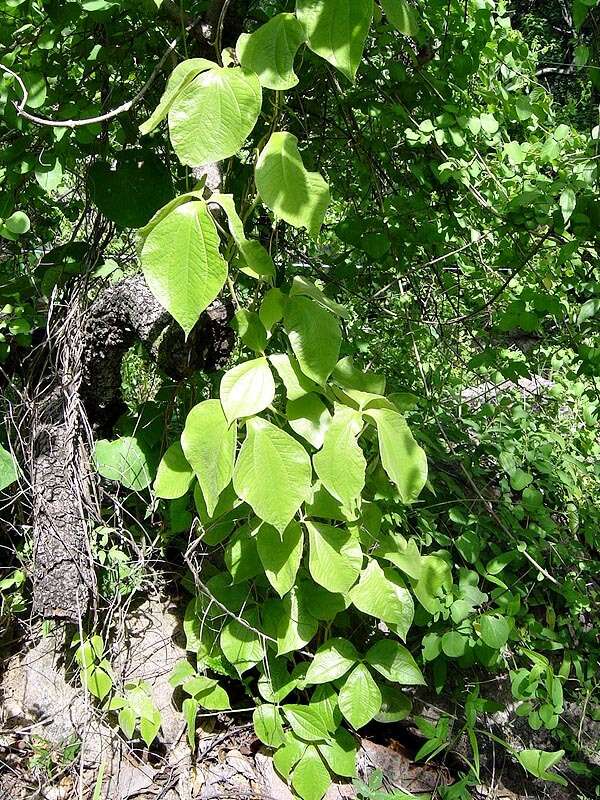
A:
317 728 357 777
305 638 360 685
270 353 318 400
182 697 199 749
169 660 196 688
93 436 153 491
517 749 567 786
141 200 228 337
232 309 268 353
510 468 533 491
441 630 468 658
374 533 422 580
277 585 319 654
287 394 331 449
224 519 263 583
181 400 237 516
504 141 526 165
256 132 330 237
381 0 421 37
412 554 452 614
559 188 576 223
283 705 331 742
349 560 414 640
168 66 262 166
220 617 265 675
292 745 332 800
220 357 276 424
210 193 275 280
366 408 427 503
258 656 298 703
260 289 287 333
236 13 306 90
304 581 347 621
306 521 363 594
139 58 214 135
253 704 285 748
35 157 63 193
375 685 412 723
233 417 312 533
23 71 46 108
313 405 365 512
257 521 304 597
338 664 382 729
310 684 341 732
118 706 136 739
153 441 193 499
332 356 386 394
577 298 600 326
84 666 113 700
0 445 18 491
5 211 30 235
192 679 231 711
139 712 161 747
365 639 426 685
296 0 373 82
274 732 307 779
284 296 341 385
290 276 350 319
478 614 510 650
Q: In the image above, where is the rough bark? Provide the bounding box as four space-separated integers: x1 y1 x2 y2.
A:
82 274 234 427
30 275 234 621
31 294 96 621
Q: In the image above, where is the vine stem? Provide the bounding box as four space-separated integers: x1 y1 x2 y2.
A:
0 10 204 128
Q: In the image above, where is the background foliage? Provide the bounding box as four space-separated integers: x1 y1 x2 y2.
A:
1 0 600 798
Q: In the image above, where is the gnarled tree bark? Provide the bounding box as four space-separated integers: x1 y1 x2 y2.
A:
30 275 234 622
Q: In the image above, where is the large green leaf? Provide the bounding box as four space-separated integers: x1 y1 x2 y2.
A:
517 749 567 786
255 132 330 237
277 585 319 654
296 0 373 82
365 639 425 685
291 745 332 800
283 705 330 742
220 616 265 675
306 521 363 594
94 437 153 491
313 405 365 512
233 417 312 532
317 728 357 778
349 561 414 640
220 357 276 425
305 638 359 685
140 200 228 337
381 0 421 37
153 441 193 499
0 445 18 491
257 521 304 597
366 408 427 503
253 704 285 747
269 353 318 400
284 296 341 385
181 400 236 517
338 664 382 729
168 66 262 165
236 13 306 90
287 394 331 449
274 732 308 779
139 58 213 135
411 554 452 614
